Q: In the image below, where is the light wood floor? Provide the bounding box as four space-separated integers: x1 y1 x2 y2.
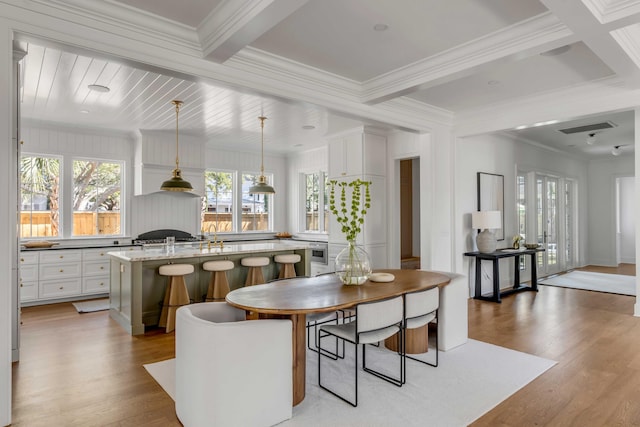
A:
11 264 638 426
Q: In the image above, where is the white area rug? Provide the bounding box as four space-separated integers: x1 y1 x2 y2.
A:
71 298 109 313
144 339 555 426
540 271 636 296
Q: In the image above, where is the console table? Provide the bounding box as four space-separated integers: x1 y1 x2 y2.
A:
464 248 545 303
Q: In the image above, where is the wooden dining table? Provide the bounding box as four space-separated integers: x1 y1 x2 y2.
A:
225 269 452 406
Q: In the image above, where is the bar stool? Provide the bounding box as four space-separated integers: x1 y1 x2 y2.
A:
274 254 301 279
158 263 194 333
203 260 234 301
241 256 270 286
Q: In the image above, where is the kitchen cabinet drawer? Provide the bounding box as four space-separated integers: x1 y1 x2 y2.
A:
19 281 37 302
39 278 82 299
83 276 109 294
83 260 109 276
19 264 38 282
19 252 39 265
39 262 82 280
82 248 111 261
40 250 82 264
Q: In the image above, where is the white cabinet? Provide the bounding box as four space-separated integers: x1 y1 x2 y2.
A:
20 246 136 305
19 252 38 302
328 127 386 179
82 248 111 294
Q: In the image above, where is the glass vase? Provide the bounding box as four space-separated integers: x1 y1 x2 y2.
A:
335 240 372 285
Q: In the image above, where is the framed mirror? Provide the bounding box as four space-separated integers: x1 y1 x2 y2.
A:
477 172 504 241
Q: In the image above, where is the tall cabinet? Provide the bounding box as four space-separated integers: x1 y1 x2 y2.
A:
327 127 387 269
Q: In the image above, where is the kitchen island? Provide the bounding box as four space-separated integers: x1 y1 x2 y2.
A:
108 242 309 335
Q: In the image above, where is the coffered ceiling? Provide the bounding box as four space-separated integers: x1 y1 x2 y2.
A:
13 0 640 156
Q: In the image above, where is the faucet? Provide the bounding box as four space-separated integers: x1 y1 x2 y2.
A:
207 223 224 249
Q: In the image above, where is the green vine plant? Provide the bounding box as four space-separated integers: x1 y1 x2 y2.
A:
328 179 372 242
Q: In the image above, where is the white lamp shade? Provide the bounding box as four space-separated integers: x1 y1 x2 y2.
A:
472 210 501 230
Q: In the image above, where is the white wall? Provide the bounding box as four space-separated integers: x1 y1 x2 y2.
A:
588 157 635 266
619 176 635 264
456 133 589 295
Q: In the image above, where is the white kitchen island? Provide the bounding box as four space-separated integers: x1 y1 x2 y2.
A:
108 242 309 335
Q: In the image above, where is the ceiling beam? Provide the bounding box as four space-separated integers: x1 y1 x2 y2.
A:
197 0 309 63
361 12 577 105
541 0 640 88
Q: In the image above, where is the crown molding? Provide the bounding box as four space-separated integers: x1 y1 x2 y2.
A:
361 12 576 104
198 0 272 61
16 0 201 54
611 25 640 69
582 0 640 24
454 76 635 136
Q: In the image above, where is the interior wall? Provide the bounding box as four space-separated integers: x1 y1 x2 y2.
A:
456 133 589 295
587 157 635 266
618 176 636 264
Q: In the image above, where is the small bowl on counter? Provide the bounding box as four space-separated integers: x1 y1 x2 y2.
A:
523 243 541 249
22 241 60 249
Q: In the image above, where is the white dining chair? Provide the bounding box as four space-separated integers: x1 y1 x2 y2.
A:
402 286 439 383
318 295 404 407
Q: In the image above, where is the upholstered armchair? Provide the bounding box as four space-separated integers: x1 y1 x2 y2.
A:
175 302 292 427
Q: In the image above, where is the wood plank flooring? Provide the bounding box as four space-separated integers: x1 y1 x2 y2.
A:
11 264 638 426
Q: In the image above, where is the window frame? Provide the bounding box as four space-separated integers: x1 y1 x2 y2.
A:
300 170 328 234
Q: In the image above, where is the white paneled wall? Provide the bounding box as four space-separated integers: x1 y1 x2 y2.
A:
286 146 328 235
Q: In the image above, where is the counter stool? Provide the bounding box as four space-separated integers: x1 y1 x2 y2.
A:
203 260 234 301
158 263 194 333
241 256 270 286
274 254 301 279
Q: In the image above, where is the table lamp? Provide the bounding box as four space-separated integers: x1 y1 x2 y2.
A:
472 210 501 253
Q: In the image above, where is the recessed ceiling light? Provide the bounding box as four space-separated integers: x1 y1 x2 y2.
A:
302 125 315 130
540 45 571 57
87 84 110 93
79 109 90 114
515 125 528 130
373 23 388 31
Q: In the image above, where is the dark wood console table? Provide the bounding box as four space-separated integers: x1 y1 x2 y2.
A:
464 248 545 303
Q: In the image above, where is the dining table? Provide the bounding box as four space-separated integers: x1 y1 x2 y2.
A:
225 268 453 406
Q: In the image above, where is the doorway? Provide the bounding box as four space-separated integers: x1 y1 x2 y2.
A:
400 158 420 269
616 176 635 265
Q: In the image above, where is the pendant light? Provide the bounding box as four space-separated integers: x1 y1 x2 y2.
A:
249 116 275 194
161 100 194 192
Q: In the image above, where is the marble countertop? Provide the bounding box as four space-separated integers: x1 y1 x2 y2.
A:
107 242 309 262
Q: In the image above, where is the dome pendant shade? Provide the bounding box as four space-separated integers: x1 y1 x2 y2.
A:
248 175 275 194
161 100 193 192
249 116 275 195
161 168 194 191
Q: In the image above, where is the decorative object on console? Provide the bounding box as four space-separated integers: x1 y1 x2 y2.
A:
329 179 372 285
160 100 194 192
512 235 524 249
248 116 276 194
472 210 501 253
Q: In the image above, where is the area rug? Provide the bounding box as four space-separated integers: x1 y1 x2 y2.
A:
540 271 636 296
144 339 556 426
71 298 110 313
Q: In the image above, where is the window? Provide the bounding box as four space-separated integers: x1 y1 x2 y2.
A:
202 171 234 234
201 170 274 234
516 174 526 270
303 171 328 232
20 154 124 239
20 155 61 238
241 173 272 232
72 159 122 236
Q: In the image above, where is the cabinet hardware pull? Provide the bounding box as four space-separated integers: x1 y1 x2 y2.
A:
100 266 104 270
19 284 22 287
59 286 63 290
59 269 63 272
100 282 104 286
59 256 64 259
20 258 24 262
